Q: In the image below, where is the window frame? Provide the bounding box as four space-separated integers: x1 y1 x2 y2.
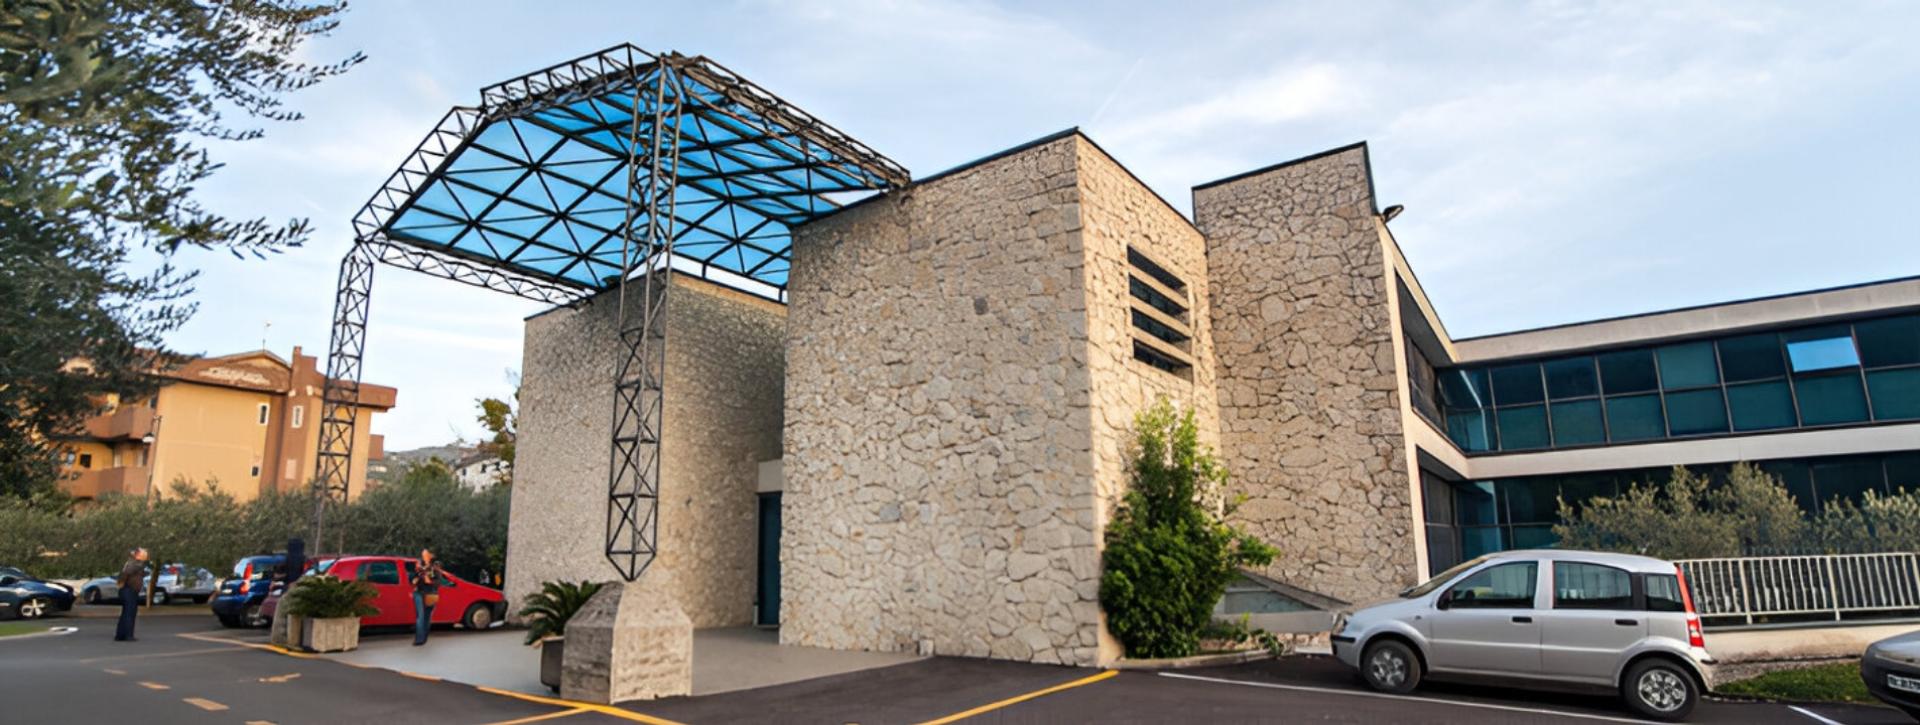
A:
1440 560 1539 610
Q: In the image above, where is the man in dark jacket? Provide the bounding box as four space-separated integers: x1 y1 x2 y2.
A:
114 548 147 642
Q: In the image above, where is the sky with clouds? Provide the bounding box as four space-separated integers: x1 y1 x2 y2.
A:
161 0 1920 450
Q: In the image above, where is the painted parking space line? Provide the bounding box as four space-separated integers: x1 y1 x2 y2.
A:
1157 672 1649 724
1788 705 1848 725
183 697 230 711
477 686 686 725
137 680 171 690
916 669 1119 725
480 707 591 725
79 645 249 664
102 668 126 675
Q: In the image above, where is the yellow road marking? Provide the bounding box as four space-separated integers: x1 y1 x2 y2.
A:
137 681 170 690
399 670 442 682
476 686 687 725
246 721 277 725
183 697 229 711
259 672 301 683
915 669 1120 724
103 668 127 675
178 631 320 659
479 707 590 725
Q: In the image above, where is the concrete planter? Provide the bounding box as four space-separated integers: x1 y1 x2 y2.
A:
299 616 361 653
540 638 565 692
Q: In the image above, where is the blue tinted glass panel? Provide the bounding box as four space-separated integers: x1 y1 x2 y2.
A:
1867 369 1920 420
1558 474 1620 516
1456 483 1499 526
1500 480 1559 524
1461 527 1504 559
1794 373 1869 426
1598 350 1658 394
1544 357 1599 399
1438 369 1492 409
1812 458 1886 507
1727 381 1796 431
1496 405 1549 450
1491 364 1545 406
1549 400 1605 446
1665 389 1729 436
1605 394 1665 442
1759 461 1817 511
1446 410 1496 452
1510 526 1557 549
1657 342 1719 389
1887 452 1920 493
1786 326 1860 372
1857 315 1920 368
1719 333 1786 382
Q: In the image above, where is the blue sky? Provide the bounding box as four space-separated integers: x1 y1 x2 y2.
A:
162 1 1920 450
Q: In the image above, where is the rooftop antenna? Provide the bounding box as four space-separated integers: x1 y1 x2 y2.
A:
261 319 272 351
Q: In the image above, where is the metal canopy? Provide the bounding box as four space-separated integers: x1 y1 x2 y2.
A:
349 44 909 299
317 45 908 579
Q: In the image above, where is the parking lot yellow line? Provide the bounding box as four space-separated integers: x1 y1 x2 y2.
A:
479 707 590 725
137 681 171 690
916 669 1119 724
102 668 127 675
475 686 686 725
183 697 229 711
399 670 443 682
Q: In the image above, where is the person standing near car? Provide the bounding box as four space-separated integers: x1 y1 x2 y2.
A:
114 548 148 642
410 548 444 646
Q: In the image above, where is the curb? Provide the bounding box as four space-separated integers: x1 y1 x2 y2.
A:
1109 648 1279 670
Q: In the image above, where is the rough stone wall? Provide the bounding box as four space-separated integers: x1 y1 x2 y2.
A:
505 276 784 627
1192 146 1418 604
783 135 1107 665
1072 139 1220 661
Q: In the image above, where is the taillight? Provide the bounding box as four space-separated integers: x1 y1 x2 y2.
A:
1675 565 1705 649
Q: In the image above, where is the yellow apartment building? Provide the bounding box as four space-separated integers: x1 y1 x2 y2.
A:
57 346 396 502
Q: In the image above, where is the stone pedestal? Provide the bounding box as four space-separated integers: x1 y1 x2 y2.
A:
561 566 693 703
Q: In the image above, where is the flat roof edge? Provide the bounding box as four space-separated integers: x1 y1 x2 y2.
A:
1452 273 1920 345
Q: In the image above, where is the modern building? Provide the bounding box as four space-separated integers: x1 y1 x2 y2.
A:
58 346 397 502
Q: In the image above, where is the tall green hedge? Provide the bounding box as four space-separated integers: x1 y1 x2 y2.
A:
1099 399 1276 659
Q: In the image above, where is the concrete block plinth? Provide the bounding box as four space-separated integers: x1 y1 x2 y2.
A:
560 567 693 703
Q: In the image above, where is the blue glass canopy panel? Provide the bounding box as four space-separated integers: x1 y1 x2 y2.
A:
353 46 909 296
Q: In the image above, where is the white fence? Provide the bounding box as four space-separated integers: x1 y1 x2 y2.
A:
1677 553 1920 626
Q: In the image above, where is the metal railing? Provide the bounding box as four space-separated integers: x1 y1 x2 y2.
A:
1677 553 1920 626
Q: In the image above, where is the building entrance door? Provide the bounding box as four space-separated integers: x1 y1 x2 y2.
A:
756 492 782 626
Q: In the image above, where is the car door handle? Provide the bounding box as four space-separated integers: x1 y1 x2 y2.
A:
1615 618 1639 626
1511 616 1533 623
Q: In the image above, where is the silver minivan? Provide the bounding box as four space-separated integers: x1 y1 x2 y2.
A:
1331 549 1714 721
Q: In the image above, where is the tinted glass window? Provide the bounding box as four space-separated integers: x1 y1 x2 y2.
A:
1727 381 1796 431
1446 410 1495 452
1718 333 1786 382
1510 526 1557 549
1867 369 1920 420
1496 405 1549 450
1550 400 1605 446
1760 461 1818 511
1500 480 1558 524
1461 527 1503 559
1554 562 1634 610
1644 574 1685 612
1794 374 1869 426
1598 350 1659 394
1456 482 1499 526
1491 364 1545 405
1544 357 1599 399
1438 369 1492 409
364 561 400 586
1785 326 1861 372
1446 561 1537 609
1887 452 1920 493
1857 315 1920 368
1657 342 1719 389
1666 389 1729 436
1813 459 1887 507
1423 474 1454 524
1605 394 1665 442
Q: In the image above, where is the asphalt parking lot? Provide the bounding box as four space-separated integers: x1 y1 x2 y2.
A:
2 614 1910 724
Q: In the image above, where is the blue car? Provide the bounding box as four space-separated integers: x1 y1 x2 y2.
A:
210 554 287 628
0 566 76 620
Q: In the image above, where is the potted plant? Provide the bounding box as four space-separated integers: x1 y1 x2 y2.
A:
520 580 604 692
281 575 377 653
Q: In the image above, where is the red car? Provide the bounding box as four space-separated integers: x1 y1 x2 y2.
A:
304 555 506 630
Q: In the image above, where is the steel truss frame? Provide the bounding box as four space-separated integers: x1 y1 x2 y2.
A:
317 45 907 581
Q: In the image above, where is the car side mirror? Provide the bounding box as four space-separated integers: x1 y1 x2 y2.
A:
1435 591 1452 610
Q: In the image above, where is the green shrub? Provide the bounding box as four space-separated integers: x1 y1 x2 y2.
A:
1100 399 1277 659
1555 463 1807 559
518 580 605 645
282 575 378 619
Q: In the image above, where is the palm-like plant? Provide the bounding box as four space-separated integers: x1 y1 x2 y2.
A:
282 575 379 619
519 580 604 645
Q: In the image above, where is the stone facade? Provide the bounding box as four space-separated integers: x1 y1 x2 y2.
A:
505 275 785 627
1193 144 1419 605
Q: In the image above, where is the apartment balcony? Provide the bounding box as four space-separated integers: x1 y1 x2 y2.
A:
79 406 155 441
64 466 149 499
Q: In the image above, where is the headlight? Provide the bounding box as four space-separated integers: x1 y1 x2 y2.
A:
1873 647 1920 666
1332 612 1351 634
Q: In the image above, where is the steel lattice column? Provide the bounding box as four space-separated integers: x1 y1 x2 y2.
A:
604 63 688 581
314 241 377 546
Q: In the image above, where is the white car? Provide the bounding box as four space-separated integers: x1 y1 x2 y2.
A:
1331 549 1714 721
81 563 217 605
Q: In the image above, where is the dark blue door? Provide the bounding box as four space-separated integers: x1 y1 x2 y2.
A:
756 493 781 626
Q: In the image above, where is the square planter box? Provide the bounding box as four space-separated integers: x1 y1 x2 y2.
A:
300 616 361 653
540 638 564 692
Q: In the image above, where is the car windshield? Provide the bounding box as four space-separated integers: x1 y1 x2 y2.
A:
1401 556 1491 598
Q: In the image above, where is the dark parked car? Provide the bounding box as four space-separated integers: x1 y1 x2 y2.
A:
0 569 75 620
210 554 287 628
1863 630 1920 721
